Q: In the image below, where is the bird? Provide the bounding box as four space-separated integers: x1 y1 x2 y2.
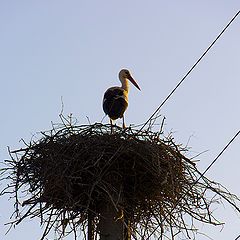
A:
103 69 141 129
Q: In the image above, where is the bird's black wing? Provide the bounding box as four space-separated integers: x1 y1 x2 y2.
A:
103 88 128 120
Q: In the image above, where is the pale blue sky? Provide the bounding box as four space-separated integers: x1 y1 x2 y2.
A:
0 1 240 239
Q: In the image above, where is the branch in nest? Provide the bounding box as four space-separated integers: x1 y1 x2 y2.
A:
1 121 239 239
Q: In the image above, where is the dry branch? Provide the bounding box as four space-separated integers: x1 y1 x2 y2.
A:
1 121 239 239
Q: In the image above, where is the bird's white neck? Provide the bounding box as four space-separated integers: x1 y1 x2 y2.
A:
121 78 130 92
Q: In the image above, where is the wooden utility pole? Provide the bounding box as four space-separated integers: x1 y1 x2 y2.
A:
98 204 125 240
88 210 94 240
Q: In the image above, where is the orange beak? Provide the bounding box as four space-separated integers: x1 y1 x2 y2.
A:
128 75 141 91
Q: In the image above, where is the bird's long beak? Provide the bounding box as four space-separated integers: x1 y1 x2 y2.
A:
128 75 141 91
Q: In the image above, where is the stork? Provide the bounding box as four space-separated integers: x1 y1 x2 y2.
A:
103 69 141 129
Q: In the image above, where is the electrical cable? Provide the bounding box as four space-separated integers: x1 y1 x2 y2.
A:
139 10 240 132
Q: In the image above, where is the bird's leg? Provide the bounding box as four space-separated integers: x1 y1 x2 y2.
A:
124 215 131 240
122 115 126 129
110 119 114 134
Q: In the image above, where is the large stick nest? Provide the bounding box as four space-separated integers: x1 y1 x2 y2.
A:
1 121 240 239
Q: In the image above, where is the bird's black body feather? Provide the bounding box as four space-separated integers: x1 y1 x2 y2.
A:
103 87 128 120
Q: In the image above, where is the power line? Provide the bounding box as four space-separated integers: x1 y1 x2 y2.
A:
141 11 240 238
198 130 240 180
235 234 240 240
147 129 240 239
139 10 240 132
138 10 240 239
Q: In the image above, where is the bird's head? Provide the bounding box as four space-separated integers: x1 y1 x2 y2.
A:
119 69 141 91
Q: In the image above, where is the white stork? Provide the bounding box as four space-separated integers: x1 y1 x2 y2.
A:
103 69 141 129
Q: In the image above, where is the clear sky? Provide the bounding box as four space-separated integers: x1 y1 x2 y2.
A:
0 1 240 239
